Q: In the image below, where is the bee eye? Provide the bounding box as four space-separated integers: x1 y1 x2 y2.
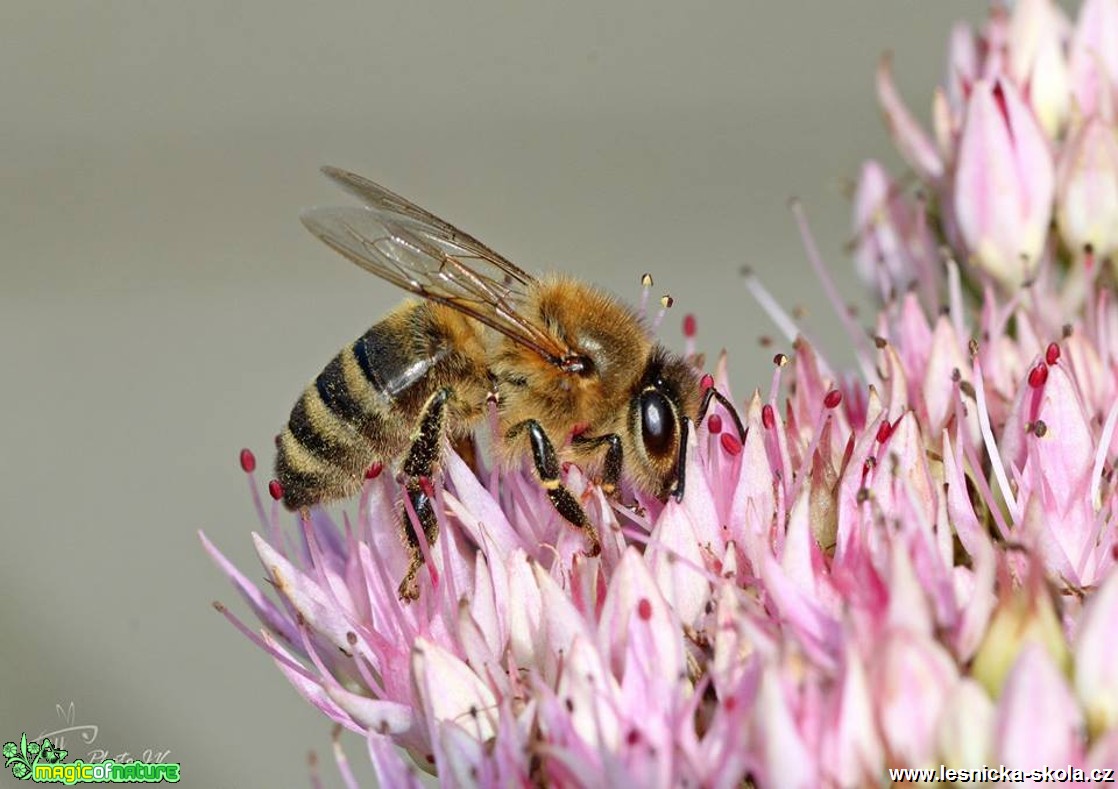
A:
639 391 675 457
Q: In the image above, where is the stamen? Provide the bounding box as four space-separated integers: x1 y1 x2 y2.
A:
720 433 743 456
683 313 697 358
790 201 878 384
741 266 800 343
268 479 284 501
1091 399 1118 511
972 358 1020 522
1045 342 1060 365
239 448 257 473
639 273 653 316
652 295 673 331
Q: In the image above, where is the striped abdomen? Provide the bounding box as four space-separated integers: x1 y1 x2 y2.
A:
274 302 485 510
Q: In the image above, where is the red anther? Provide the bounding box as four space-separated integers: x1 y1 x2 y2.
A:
683 313 697 338
1045 342 1060 365
268 479 284 501
239 448 256 473
637 598 653 620
824 389 843 409
1028 362 1049 388
700 373 714 392
724 696 737 712
419 477 436 498
720 433 743 456
626 729 641 746
365 461 384 480
762 403 776 430
707 414 723 434
562 461 572 474
876 419 893 444
773 353 788 367
274 433 282 448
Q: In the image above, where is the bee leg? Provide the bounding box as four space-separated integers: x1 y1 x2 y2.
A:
397 387 452 600
696 386 747 441
508 419 601 556
672 386 746 502
671 417 693 501
571 433 623 498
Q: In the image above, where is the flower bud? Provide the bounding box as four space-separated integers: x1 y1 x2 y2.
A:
851 161 935 297
1056 115 1118 261
1008 0 1071 138
953 78 1055 290
937 679 996 770
1074 571 1118 737
1069 0 1118 120
995 644 1084 770
971 569 1070 697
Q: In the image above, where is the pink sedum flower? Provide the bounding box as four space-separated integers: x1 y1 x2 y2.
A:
954 77 1055 290
1057 115 1118 263
1069 0 1118 121
205 2 1118 785
1007 0 1072 139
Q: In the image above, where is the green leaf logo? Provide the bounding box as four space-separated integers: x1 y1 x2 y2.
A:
3 732 63 781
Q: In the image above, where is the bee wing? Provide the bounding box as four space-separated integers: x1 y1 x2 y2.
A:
320 166 536 288
301 203 573 365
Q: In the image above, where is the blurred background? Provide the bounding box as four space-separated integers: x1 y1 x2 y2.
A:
2 2 979 786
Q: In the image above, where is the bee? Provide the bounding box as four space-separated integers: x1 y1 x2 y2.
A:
276 167 745 599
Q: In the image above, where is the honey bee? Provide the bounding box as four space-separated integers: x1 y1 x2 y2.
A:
276 167 745 599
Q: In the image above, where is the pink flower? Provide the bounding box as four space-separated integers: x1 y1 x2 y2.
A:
954 77 1055 289
851 160 939 303
1069 0 1118 120
204 2 1118 785
1007 0 1072 139
1057 115 1118 263
1075 571 1118 737
995 643 1085 770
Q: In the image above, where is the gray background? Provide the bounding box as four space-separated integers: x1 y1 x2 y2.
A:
2 2 977 786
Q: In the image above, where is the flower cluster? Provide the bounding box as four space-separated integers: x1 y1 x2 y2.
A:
204 1 1118 785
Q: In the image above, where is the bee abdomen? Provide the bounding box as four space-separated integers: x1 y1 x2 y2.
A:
275 348 389 510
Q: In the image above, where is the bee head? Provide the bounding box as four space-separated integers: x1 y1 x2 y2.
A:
630 349 701 497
